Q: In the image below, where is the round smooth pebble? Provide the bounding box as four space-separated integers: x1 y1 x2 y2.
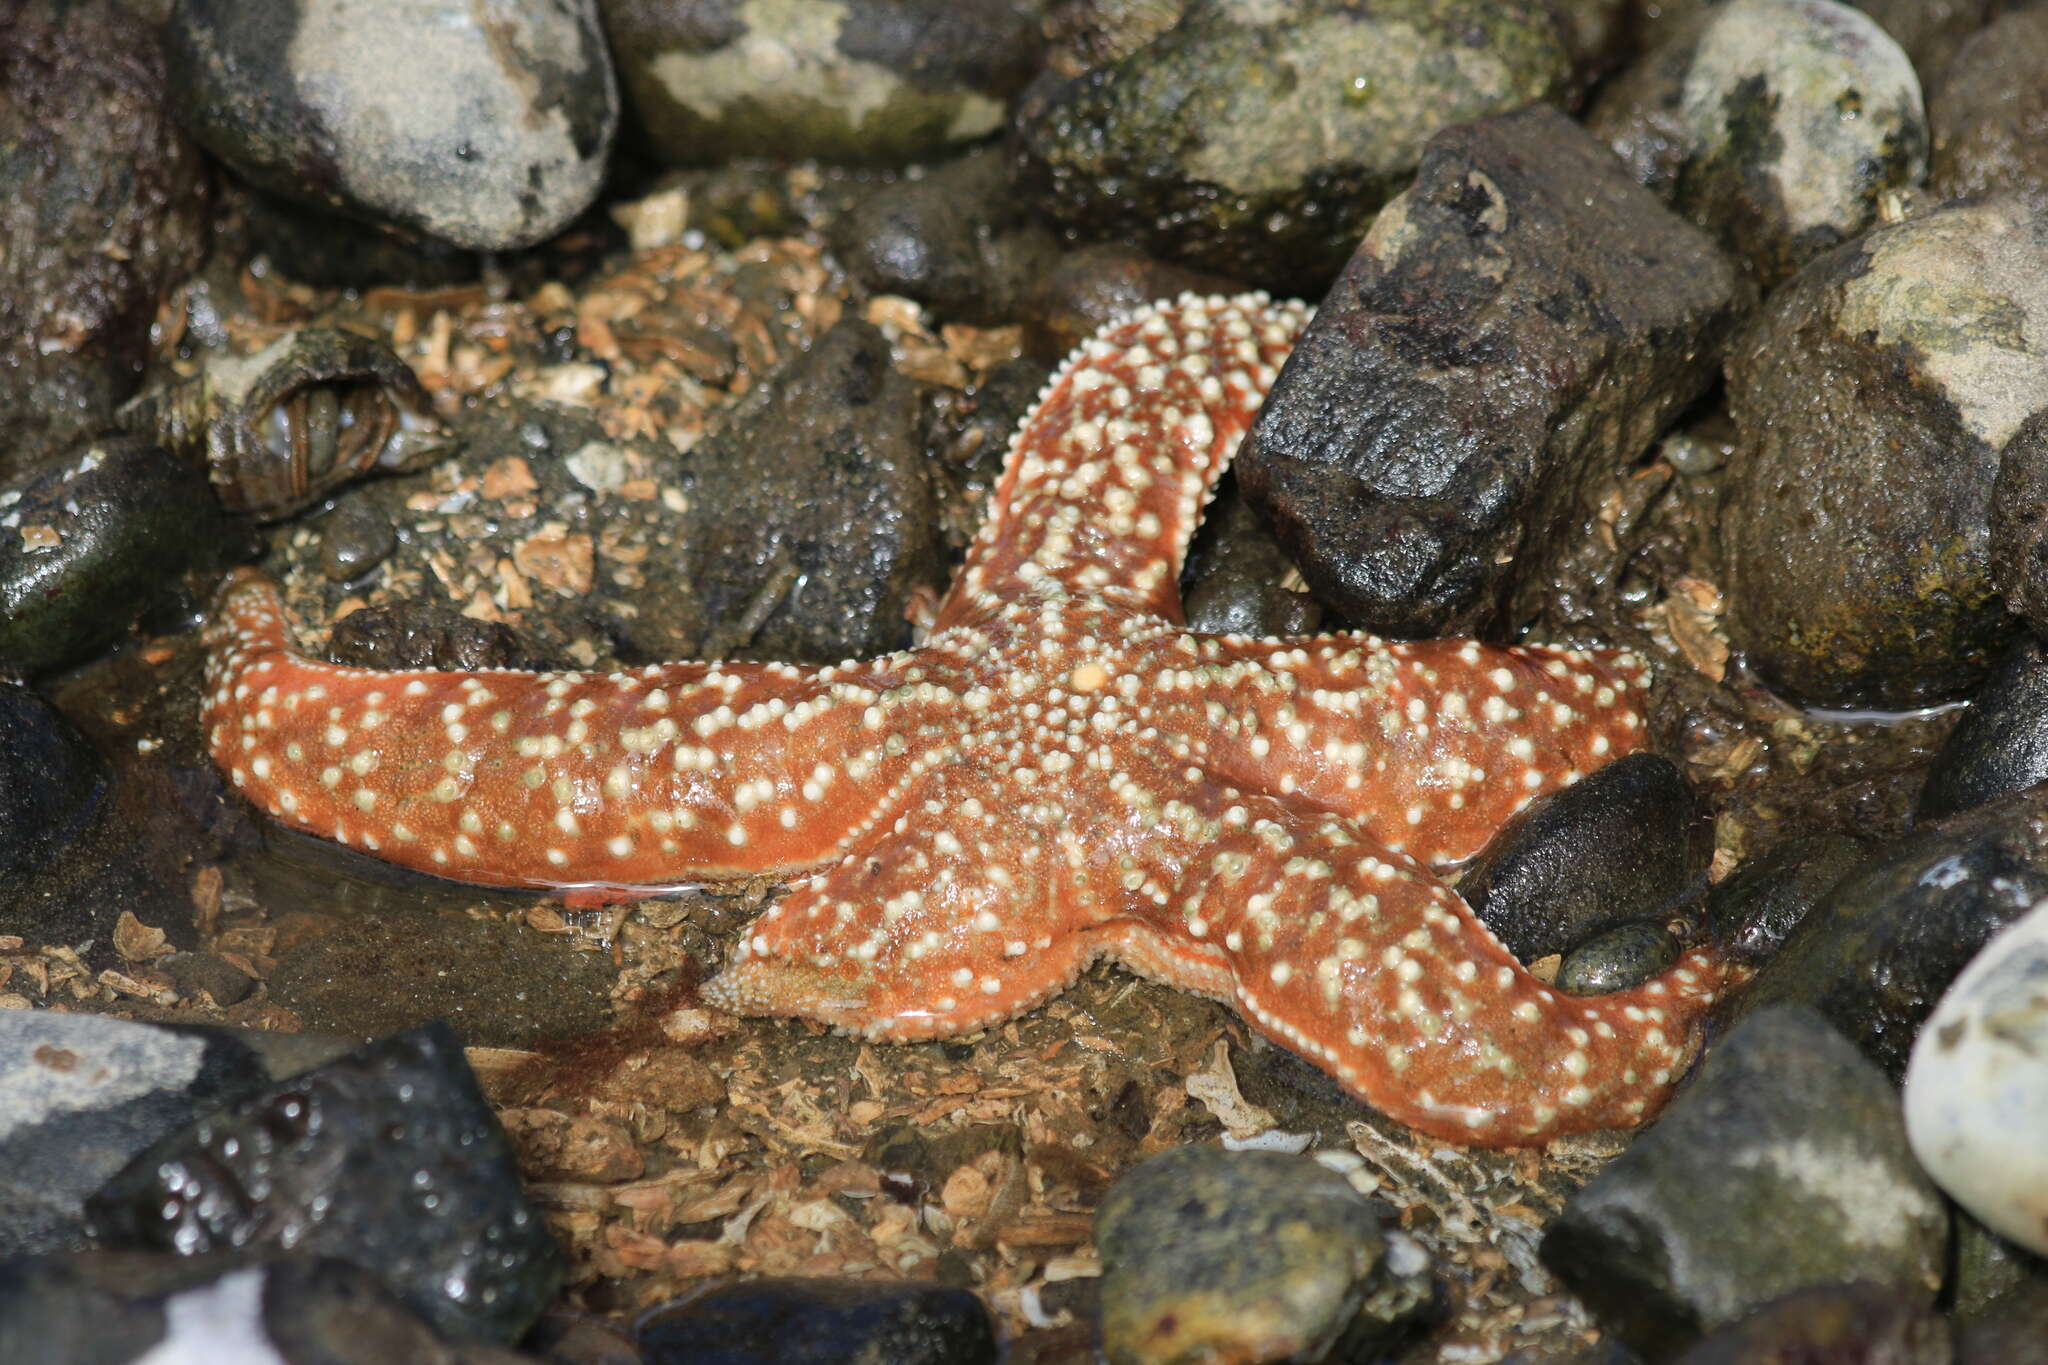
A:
1904 895 2048 1256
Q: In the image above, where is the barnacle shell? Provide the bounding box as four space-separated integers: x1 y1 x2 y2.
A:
125 328 451 519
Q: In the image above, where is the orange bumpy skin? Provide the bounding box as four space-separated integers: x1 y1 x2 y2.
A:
203 294 1739 1145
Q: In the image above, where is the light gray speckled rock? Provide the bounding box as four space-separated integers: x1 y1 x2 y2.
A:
166 0 617 251
1590 0 1926 284
1906 896 2048 1257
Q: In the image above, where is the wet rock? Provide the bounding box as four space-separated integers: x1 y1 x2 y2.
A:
1556 920 1682 996
1990 406 2048 638
601 0 1041 167
1540 1006 1948 1360
1666 1282 1955 1365
622 318 939 663
1588 0 1927 286
1015 0 1570 291
1238 106 1746 637
0 436 233 677
1020 243 1243 364
1458 753 1712 963
1905 897 2048 1256
319 501 399 584
1719 196 2048 710
635 1277 997 1365
328 598 542 672
1952 1210 2048 1322
1919 637 2048 821
0 0 212 465
1928 8 2048 205
165 0 617 251
1853 0 1997 87
1702 832 1872 966
158 950 257 1007
0 684 108 880
0 1252 538 1365
1094 1144 1432 1365
929 355 1052 496
1958 1282 2048 1365
1182 488 1322 639
1726 785 2048 1077
86 1021 564 1344
0 1014 279 1257
829 149 1059 327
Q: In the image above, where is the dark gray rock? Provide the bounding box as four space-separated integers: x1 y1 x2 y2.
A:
0 1014 275 1257
1951 1212 2048 1323
635 1277 996 1365
1540 1007 1948 1360
0 0 212 467
829 149 1058 327
0 684 107 880
1094 1144 1431 1365
1958 1281 2048 1365
1723 785 2048 1078
1853 0 1998 87
1666 1282 1955 1365
1588 0 1927 286
621 318 940 664
0 1252 539 1365
1014 0 1570 291
158 951 257 1007
86 1021 563 1344
1556 920 1682 996
319 500 399 583
1989 412 2048 637
1702 833 1872 967
1719 196 2048 710
1238 106 1747 637
328 598 543 673
601 0 1041 167
1020 243 1243 364
1182 487 1322 640
1919 637 2048 820
1458 753 1712 963
1928 8 2048 206
166 0 617 251
0 436 232 677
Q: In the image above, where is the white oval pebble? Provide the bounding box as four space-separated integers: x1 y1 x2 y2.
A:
1903 896 2048 1254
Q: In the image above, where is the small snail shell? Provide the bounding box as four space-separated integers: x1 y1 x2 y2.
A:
124 328 452 520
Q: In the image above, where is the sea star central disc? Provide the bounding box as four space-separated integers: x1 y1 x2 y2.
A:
202 293 1735 1144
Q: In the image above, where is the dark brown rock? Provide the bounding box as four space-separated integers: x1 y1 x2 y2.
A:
0 0 211 469
1238 105 1748 637
1720 197 2048 710
1928 7 2048 205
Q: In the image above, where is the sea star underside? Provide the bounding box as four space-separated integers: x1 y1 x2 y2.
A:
201 293 1736 1145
